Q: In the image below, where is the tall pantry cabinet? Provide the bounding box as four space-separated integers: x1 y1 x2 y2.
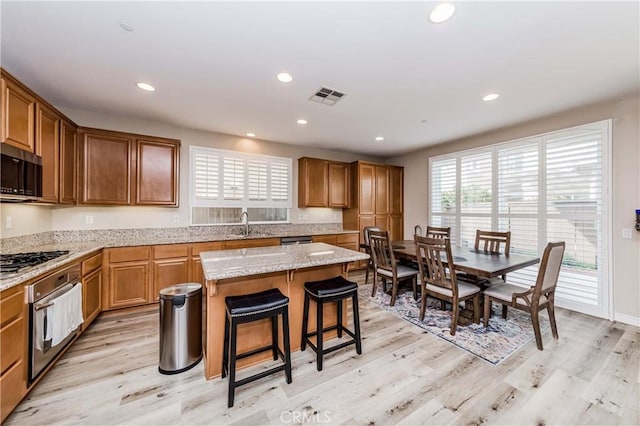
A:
342 161 404 251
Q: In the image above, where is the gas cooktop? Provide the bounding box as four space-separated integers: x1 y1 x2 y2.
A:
0 250 70 276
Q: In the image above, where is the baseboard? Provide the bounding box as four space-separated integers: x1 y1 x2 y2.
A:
613 312 640 327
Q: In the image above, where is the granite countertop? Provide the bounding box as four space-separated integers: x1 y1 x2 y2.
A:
0 227 361 291
200 242 369 281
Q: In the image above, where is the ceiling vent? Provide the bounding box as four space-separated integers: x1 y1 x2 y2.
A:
309 87 346 106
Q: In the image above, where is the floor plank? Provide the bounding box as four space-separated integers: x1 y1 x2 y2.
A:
6 270 639 425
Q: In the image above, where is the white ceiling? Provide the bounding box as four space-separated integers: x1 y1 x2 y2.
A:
1 1 638 156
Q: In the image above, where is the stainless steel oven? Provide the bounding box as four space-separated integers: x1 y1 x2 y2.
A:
27 264 82 383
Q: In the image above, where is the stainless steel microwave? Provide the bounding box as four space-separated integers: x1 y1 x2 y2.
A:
0 143 42 202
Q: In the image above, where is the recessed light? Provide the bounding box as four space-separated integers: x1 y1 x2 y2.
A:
296 119 308 125
276 72 293 83
483 93 500 101
135 82 155 92
375 136 384 142
119 21 134 32
429 2 456 23
246 132 256 137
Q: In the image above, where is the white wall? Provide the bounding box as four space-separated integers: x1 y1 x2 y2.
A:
3 108 381 233
389 94 640 322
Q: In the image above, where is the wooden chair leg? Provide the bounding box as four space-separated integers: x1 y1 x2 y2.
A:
440 300 446 310
365 263 370 285
531 310 543 350
501 304 508 319
547 301 559 339
390 277 398 306
412 276 418 301
483 296 491 327
450 301 459 336
371 271 378 297
419 291 427 321
473 295 480 324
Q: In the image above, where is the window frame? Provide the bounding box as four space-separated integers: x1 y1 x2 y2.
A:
428 120 612 319
189 146 293 225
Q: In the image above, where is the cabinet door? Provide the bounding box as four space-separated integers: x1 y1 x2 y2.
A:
298 158 328 207
1 77 35 152
389 166 403 215
0 286 26 423
152 258 189 302
375 166 389 215
36 103 60 203
80 130 132 205
375 215 389 232
358 163 375 215
59 121 77 204
135 138 180 206
328 162 349 208
107 261 149 309
389 214 404 241
82 268 102 327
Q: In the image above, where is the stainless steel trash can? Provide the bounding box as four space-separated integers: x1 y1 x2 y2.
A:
159 283 202 374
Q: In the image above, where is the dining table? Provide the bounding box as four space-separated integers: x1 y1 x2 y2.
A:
391 240 541 279
391 239 540 325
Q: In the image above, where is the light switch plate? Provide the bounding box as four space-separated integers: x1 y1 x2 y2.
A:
622 228 632 239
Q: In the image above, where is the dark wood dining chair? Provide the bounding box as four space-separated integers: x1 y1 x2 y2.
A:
483 241 565 350
473 229 512 317
426 226 451 239
362 226 381 284
368 230 418 306
414 235 481 336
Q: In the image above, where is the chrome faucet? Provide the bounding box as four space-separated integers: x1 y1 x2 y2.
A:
240 211 249 236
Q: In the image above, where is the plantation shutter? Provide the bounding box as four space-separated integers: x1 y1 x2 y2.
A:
429 120 610 318
270 159 291 206
192 149 220 204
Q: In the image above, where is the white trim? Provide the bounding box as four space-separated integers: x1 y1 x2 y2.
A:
613 312 640 327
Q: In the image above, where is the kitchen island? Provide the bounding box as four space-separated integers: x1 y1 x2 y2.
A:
200 242 368 379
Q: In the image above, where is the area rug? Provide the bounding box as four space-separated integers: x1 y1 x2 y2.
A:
359 284 550 365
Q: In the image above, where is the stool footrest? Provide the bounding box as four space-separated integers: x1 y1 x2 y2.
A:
237 344 279 360
234 365 287 388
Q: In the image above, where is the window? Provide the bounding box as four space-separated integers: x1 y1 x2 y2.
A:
429 120 611 318
190 146 292 225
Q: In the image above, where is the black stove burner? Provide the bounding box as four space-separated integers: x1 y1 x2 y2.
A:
0 250 70 273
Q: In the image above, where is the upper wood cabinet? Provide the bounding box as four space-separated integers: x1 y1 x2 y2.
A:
1 73 36 153
136 139 179 206
59 120 77 204
389 165 403 215
298 157 350 208
79 128 180 206
36 102 61 203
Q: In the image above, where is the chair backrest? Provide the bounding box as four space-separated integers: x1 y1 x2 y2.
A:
368 230 396 272
414 235 457 296
475 230 511 255
426 226 451 239
414 225 423 237
363 226 381 247
533 241 566 298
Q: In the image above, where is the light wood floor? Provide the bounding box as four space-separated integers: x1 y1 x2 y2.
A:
6 271 639 425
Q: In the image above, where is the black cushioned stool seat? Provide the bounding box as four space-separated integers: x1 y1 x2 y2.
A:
301 276 362 371
222 288 292 407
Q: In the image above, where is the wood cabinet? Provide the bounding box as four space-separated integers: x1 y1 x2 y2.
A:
36 102 61 202
343 161 404 267
152 244 189 302
81 252 102 328
224 238 281 250
1 72 36 152
104 246 151 310
0 285 27 423
79 128 180 206
298 157 350 208
59 120 77 204
312 233 359 269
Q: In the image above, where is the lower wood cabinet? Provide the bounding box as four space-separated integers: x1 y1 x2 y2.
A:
0 285 27 423
81 252 103 328
152 244 190 302
104 247 151 310
312 233 359 269
191 242 224 286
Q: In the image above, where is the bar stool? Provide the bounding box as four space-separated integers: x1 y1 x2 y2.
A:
301 276 362 371
222 288 292 408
